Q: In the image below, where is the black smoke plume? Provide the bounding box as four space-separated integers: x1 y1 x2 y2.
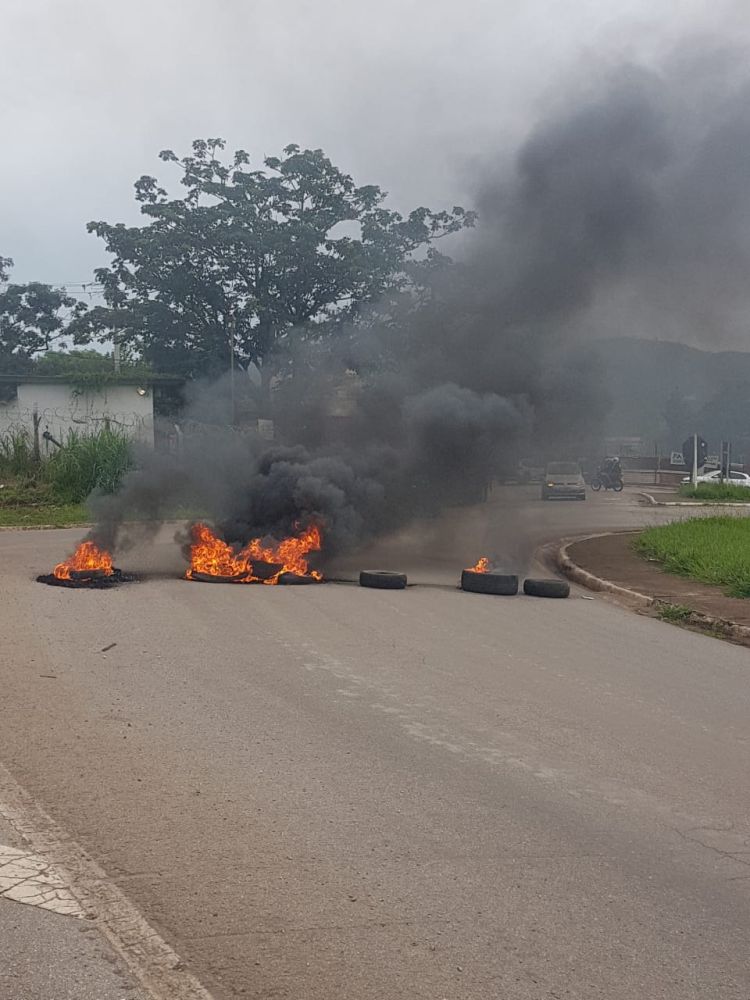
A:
89 43 750 562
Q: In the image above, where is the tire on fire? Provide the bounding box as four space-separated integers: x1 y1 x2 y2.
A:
460 570 518 595
278 572 320 585
359 570 408 590
523 578 570 599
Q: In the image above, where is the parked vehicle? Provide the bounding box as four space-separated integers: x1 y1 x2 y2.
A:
541 462 586 501
680 469 750 487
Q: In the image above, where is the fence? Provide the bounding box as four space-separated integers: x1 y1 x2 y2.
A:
0 405 153 457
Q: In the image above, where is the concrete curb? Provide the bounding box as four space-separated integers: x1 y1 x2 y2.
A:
551 532 653 609
638 491 750 508
552 531 750 645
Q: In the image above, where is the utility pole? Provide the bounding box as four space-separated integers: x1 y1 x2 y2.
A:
692 432 698 487
229 312 236 427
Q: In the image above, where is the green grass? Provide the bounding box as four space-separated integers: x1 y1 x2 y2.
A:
635 517 750 598
0 503 89 527
0 429 38 478
655 603 694 623
43 428 133 503
0 427 134 524
679 482 750 501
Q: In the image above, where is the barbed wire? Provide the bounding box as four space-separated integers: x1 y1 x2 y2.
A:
0 405 151 432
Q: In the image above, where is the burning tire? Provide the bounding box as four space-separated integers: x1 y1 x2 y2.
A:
37 568 131 589
70 567 109 581
278 572 321 585
460 570 518 595
359 570 407 590
250 560 284 581
523 578 570 599
188 571 248 584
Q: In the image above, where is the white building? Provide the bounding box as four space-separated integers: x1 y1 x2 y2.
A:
0 375 178 454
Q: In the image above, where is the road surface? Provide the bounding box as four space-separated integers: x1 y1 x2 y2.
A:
1 488 749 998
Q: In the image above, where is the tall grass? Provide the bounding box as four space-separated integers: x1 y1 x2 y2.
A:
43 428 134 503
635 516 750 598
0 428 38 478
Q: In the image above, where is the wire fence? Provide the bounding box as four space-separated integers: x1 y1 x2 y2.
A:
0 407 153 454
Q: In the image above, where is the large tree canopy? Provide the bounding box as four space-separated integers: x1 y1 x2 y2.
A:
0 260 88 372
79 140 475 382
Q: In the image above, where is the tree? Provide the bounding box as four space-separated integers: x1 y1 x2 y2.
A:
80 140 475 392
0 264 89 372
662 387 695 448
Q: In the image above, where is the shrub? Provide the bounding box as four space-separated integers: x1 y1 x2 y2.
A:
43 428 134 503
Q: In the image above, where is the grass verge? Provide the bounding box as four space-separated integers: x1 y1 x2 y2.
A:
0 503 89 527
635 516 750 598
678 482 750 501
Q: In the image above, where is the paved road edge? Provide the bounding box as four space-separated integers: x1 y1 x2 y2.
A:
546 531 750 645
0 763 215 1000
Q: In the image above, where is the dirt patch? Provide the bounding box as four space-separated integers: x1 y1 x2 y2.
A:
568 531 750 627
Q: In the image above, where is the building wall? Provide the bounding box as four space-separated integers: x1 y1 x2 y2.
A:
0 382 154 454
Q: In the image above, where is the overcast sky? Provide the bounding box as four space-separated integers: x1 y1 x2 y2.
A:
2 0 746 290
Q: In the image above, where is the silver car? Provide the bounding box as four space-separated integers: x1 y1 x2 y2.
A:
541 462 586 501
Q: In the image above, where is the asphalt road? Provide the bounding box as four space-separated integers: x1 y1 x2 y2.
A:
0 812 148 1000
1 488 749 999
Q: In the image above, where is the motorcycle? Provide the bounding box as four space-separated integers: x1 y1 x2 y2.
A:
591 471 623 492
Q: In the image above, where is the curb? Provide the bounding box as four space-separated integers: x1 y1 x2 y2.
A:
638 491 750 508
551 532 653 609
552 531 750 645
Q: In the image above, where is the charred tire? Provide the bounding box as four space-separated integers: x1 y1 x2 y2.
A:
523 578 570 599
250 559 284 581
189 571 247 583
70 567 108 580
461 570 518 595
278 572 320 585
359 570 407 590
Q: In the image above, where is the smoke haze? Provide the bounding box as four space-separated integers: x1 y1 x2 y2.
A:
84 38 750 566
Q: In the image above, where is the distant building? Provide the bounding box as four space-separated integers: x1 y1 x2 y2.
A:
604 436 644 458
0 374 182 453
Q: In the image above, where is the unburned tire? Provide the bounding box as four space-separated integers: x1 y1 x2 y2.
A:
359 570 407 590
523 578 570 599
461 570 518 595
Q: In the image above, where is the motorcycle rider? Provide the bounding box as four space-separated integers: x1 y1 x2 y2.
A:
608 456 622 483
597 456 623 488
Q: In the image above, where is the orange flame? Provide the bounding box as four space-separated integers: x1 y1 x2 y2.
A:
468 556 490 573
186 522 323 584
241 524 323 583
186 523 248 579
53 541 114 580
